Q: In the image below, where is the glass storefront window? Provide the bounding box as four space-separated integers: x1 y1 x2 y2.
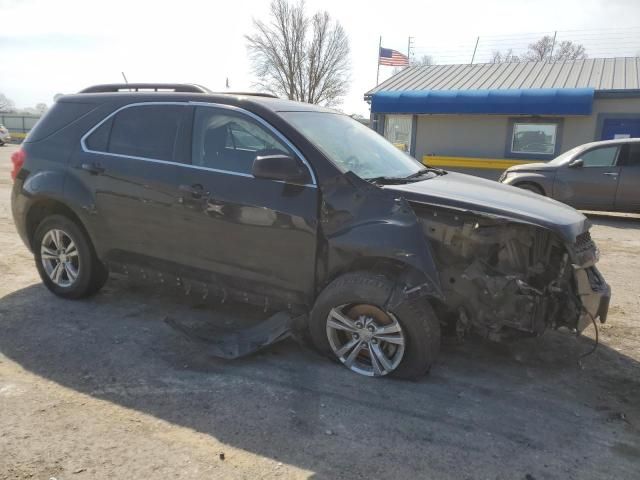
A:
384 115 413 153
511 123 557 155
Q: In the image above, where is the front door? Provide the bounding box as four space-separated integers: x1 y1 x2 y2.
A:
175 105 318 305
554 145 621 210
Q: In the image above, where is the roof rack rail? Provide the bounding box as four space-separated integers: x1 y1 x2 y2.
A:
217 91 279 98
79 83 211 93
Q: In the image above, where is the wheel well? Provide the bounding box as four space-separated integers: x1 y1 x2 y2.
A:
320 256 432 294
26 200 89 249
514 181 545 195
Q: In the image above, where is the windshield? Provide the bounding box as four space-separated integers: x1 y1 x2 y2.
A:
281 111 425 180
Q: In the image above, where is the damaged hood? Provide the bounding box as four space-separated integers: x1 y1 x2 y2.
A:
383 171 588 243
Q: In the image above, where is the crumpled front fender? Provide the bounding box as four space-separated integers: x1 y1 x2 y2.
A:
317 173 443 299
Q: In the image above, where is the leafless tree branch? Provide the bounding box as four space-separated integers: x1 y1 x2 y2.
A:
245 0 350 106
0 93 15 113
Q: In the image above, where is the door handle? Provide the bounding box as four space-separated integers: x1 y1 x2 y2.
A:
81 163 105 175
603 172 618 177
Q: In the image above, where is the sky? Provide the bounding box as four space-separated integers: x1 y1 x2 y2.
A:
1 0 639 116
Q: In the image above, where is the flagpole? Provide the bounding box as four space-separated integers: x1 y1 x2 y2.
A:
376 36 381 85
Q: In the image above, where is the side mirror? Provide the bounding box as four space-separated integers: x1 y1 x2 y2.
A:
252 154 308 183
569 158 584 168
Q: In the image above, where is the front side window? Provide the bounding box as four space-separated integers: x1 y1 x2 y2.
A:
511 123 558 155
192 107 291 174
85 104 190 162
281 111 424 180
384 115 413 153
580 146 619 167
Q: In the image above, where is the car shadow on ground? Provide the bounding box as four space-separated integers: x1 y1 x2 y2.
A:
1 278 639 479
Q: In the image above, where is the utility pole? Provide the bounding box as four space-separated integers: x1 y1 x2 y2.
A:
407 36 415 64
470 36 479 65
549 31 557 62
376 35 382 85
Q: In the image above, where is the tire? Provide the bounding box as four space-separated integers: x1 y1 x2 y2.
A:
516 182 544 195
309 271 441 379
33 214 108 299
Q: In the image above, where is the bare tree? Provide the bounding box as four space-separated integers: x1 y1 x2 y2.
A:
411 54 434 66
551 40 587 61
522 35 587 61
491 49 520 64
0 93 15 113
491 35 587 64
35 103 48 115
246 0 350 106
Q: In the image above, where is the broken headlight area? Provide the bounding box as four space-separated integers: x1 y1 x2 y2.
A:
412 205 610 341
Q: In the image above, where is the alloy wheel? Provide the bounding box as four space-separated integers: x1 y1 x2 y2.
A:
40 229 81 288
326 303 406 376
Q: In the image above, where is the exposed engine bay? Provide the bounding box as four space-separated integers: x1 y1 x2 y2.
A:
412 204 607 341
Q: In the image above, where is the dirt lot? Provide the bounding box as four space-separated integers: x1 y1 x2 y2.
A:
1 144 639 480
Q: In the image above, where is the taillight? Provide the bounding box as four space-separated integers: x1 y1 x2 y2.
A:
10 148 26 181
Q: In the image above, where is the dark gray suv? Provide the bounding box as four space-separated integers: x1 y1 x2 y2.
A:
10 83 610 378
500 138 640 212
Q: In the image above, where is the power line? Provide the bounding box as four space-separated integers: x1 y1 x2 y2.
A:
409 27 640 65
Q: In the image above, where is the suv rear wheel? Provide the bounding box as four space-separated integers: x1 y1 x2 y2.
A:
33 215 108 299
309 271 441 379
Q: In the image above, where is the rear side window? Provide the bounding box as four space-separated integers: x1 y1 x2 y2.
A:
85 104 192 163
85 117 113 151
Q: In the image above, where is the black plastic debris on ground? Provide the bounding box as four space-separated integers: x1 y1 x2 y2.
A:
165 309 299 359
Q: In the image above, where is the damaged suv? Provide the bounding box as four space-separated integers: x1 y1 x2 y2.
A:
11 83 610 378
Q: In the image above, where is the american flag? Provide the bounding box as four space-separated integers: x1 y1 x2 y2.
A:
379 47 409 66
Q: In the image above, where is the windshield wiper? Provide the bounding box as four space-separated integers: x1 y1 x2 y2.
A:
412 166 447 177
365 167 446 185
403 168 432 180
365 175 410 185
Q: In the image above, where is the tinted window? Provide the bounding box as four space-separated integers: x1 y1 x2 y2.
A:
580 146 619 167
620 143 640 167
192 107 290 174
85 116 113 151
107 104 189 162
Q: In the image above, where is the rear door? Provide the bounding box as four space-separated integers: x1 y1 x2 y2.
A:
615 143 640 212
174 105 318 305
554 145 621 210
75 103 192 264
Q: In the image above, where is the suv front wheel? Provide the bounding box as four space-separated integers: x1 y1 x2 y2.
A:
310 271 441 379
33 215 108 299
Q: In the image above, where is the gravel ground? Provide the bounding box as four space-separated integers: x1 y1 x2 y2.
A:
1 144 639 480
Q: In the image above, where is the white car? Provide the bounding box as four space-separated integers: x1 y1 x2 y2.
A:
0 125 11 145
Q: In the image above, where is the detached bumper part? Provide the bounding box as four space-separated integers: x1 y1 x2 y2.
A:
165 311 298 359
574 266 610 332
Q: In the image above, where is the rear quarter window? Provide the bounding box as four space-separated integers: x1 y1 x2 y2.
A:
90 104 191 162
25 101 99 143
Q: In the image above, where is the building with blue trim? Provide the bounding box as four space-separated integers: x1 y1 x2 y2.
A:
364 57 640 177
